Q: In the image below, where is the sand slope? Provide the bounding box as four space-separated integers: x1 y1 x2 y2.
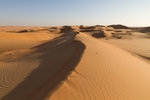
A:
103 38 150 62
0 32 85 100
49 33 150 100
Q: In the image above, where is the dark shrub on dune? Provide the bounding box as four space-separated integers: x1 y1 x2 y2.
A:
95 25 105 27
79 25 95 30
51 27 58 29
50 27 57 29
80 30 98 32
79 25 84 29
17 30 29 33
108 24 129 29
115 30 123 32
92 30 105 38
140 27 150 33
17 30 35 33
60 26 72 33
106 29 113 31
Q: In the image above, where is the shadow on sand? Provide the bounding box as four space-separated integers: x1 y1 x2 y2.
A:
2 32 86 100
138 55 150 61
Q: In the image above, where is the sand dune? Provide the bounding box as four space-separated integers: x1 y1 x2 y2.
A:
49 33 150 100
0 26 150 100
0 31 85 100
102 33 150 64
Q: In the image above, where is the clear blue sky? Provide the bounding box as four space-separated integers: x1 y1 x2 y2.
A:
0 0 149 26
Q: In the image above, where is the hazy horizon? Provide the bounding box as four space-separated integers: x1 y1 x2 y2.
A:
0 0 150 26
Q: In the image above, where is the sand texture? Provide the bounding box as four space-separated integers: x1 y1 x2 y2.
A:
49 33 150 100
0 26 150 100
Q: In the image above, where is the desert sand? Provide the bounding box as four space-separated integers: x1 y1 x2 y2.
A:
103 38 150 63
49 33 150 100
0 26 150 100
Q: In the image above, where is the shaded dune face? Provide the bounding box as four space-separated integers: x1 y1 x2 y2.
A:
1 32 86 100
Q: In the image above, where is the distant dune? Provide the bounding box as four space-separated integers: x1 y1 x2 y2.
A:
0 26 150 100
